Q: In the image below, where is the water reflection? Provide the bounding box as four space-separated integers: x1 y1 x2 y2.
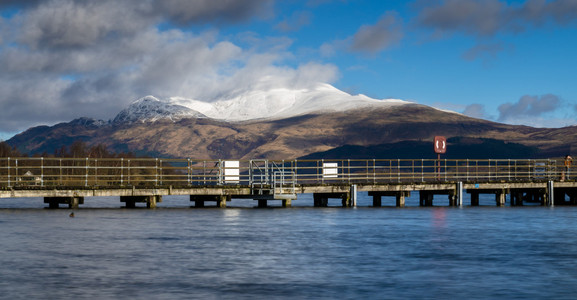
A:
1 197 577 299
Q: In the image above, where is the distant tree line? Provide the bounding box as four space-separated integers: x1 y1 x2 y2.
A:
0 141 21 157
0 140 139 158
0 140 166 187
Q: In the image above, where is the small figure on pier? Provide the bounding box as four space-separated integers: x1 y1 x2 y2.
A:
564 155 573 181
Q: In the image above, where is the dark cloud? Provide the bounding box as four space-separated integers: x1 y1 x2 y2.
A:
417 0 504 36
0 0 43 8
0 0 341 135
498 94 561 122
12 0 273 50
463 103 487 119
275 11 312 32
18 1 151 49
461 42 509 61
514 0 577 26
349 12 404 54
153 0 274 25
416 0 577 37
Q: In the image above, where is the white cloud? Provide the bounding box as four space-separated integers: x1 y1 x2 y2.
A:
463 103 487 119
349 12 404 54
498 94 561 122
0 0 339 135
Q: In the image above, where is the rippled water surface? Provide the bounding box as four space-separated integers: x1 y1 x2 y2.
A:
2 195 577 299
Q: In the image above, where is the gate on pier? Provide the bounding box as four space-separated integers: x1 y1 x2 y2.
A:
249 160 295 199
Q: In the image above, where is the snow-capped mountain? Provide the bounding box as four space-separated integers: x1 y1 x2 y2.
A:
10 82 576 160
113 96 206 124
114 83 410 123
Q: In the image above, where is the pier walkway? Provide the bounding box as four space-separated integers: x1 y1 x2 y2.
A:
1 157 576 208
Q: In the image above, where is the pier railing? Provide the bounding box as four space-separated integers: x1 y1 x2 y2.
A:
0 157 564 188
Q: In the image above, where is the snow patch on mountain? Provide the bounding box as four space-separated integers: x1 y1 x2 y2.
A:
170 83 409 121
113 83 411 124
113 95 206 124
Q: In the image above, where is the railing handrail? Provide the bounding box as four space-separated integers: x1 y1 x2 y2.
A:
0 157 568 189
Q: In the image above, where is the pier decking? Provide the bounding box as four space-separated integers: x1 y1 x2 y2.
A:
1 157 576 208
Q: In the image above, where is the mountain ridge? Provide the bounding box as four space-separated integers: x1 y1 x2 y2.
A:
7 103 576 159
113 83 411 124
5 84 577 159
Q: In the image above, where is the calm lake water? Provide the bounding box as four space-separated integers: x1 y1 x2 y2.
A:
1 194 577 299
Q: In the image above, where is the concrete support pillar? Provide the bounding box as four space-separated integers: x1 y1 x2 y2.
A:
315 197 328 207
547 181 554 207
570 192 577 205
538 190 547 206
554 190 566 205
282 199 292 208
420 192 434 207
258 199 268 208
372 195 382 207
448 194 457 207
313 194 329 207
350 185 357 207
510 191 524 206
44 197 84 209
125 199 136 208
190 195 228 208
313 193 348 207
48 201 59 209
396 192 408 208
457 182 463 207
121 195 161 209
369 191 410 207
341 193 352 207
566 189 577 205
147 195 161 209
217 195 228 208
496 191 506 207
470 192 479 206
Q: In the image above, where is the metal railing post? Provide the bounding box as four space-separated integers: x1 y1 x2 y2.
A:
465 158 469 181
219 159 223 185
155 158 158 186
294 159 298 185
85 158 89 187
373 159 376 184
444 159 447 182
40 157 44 187
187 158 191 186
398 159 401 183
422 160 426 182
94 158 98 186
59 159 62 186
321 159 324 184
366 160 369 183
508 159 511 181
127 159 131 186
7 157 11 187
412 159 415 183
348 159 351 184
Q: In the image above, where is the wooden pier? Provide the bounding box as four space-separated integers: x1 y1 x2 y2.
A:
1 157 576 208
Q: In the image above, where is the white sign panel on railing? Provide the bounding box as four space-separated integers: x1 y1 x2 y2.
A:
224 160 240 183
323 163 338 178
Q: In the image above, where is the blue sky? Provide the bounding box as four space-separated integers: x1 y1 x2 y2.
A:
1 0 576 140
